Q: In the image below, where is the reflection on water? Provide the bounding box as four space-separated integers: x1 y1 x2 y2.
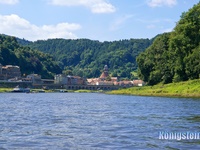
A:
0 93 200 149
187 116 200 122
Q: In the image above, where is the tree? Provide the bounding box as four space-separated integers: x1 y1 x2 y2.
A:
137 2 200 85
25 37 152 79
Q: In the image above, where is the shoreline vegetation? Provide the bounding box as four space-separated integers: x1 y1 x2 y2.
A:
1 79 200 98
0 88 102 93
108 79 200 98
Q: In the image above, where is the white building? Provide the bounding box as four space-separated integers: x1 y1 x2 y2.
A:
27 74 42 84
54 74 86 85
54 74 68 84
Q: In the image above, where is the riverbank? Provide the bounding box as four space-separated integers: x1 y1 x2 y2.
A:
1 79 200 98
0 88 102 93
0 88 13 93
108 79 200 98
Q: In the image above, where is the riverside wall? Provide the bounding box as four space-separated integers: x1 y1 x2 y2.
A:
0 81 130 90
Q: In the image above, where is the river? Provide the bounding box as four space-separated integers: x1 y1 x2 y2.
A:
0 93 200 149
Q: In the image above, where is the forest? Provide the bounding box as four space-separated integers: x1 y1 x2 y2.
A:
21 38 152 79
137 2 200 85
0 35 62 78
1 34 153 79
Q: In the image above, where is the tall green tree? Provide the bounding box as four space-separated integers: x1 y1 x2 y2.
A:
137 2 200 85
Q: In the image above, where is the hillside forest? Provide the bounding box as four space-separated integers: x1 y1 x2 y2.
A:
21 38 152 79
0 35 62 78
0 34 152 79
137 2 200 85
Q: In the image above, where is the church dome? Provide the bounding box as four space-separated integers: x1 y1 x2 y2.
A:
100 65 109 79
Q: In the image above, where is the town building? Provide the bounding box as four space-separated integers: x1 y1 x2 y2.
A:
99 65 109 80
133 80 145 86
87 65 118 85
95 81 114 86
117 80 134 87
54 74 86 85
54 74 68 84
27 74 42 84
71 76 86 85
87 65 145 87
0 64 21 80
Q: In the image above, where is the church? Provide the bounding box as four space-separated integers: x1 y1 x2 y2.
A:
87 65 118 85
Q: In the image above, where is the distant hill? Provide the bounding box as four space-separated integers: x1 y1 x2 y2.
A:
16 37 32 46
25 38 153 79
137 2 200 85
0 34 62 78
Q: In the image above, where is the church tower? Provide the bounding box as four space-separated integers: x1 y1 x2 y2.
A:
99 65 109 79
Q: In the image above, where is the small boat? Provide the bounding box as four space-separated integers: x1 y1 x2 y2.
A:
38 89 45 93
59 89 68 93
12 86 30 93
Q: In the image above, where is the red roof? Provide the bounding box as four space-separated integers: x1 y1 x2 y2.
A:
100 72 109 79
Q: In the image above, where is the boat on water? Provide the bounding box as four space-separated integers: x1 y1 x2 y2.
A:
12 86 30 93
38 89 45 93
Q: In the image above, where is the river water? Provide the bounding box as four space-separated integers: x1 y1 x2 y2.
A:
0 93 200 149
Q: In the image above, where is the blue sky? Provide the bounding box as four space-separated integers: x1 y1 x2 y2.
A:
0 0 199 41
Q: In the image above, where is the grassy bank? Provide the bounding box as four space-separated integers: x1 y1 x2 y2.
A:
74 89 93 93
74 89 104 93
0 88 101 93
109 79 200 98
0 88 13 93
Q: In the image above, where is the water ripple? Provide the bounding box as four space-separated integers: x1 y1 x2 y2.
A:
0 93 200 149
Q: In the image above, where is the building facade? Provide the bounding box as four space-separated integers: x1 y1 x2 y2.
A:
54 74 68 84
54 74 86 85
27 74 42 84
87 65 144 87
0 64 21 80
87 65 118 85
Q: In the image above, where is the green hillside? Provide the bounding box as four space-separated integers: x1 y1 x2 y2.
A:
25 38 152 79
0 35 62 78
137 2 200 85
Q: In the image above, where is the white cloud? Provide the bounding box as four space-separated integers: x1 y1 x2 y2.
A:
0 14 81 41
146 24 156 29
0 0 18 4
49 0 116 13
110 14 134 31
137 18 173 25
147 0 177 7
